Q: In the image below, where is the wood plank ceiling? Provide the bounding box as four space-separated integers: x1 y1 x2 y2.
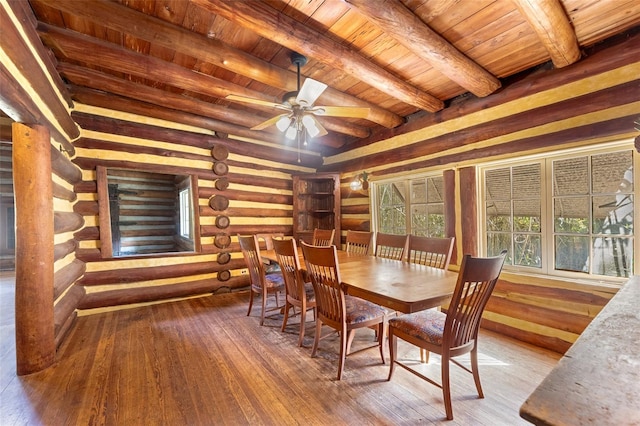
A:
28 0 640 157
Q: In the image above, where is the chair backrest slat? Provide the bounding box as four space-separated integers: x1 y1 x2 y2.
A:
312 228 335 247
345 230 373 255
256 233 284 250
444 250 507 349
272 238 304 301
237 234 265 289
301 242 345 327
408 235 455 269
375 233 408 261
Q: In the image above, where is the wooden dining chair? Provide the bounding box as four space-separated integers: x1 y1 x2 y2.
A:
407 235 456 361
256 232 285 272
408 235 455 269
300 242 387 380
387 250 507 420
237 234 285 326
272 238 316 347
375 233 409 261
312 228 335 246
345 230 373 255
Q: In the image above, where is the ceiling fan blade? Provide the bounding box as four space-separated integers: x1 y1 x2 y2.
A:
296 78 327 106
251 114 289 131
310 105 371 118
226 94 288 110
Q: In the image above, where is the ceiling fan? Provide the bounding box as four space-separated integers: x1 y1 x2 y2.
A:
225 52 370 142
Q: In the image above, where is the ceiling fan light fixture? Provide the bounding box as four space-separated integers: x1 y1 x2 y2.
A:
302 115 320 137
276 115 292 132
285 125 298 140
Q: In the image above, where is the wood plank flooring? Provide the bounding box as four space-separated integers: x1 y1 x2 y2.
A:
0 275 560 425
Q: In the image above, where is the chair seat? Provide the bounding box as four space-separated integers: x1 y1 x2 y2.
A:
345 295 386 324
262 272 285 290
389 309 446 345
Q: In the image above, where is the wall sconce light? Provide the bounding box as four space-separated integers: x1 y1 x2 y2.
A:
350 171 369 191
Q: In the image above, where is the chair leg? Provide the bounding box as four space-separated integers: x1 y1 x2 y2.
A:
442 353 453 420
377 322 385 364
387 331 397 381
246 289 255 317
259 290 267 326
471 346 484 398
281 301 291 332
338 329 348 380
311 319 322 358
298 307 307 347
420 348 430 363
345 329 356 355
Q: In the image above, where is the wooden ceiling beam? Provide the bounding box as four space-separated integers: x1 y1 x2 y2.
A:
61 67 347 150
345 0 501 97
32 0 403 129
191 0 444 112
38 23 364 142
512 0 581 68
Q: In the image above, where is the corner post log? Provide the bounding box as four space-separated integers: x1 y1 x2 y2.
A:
13 122 55 375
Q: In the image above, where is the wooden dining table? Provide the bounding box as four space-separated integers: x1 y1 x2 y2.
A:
262 248 458 314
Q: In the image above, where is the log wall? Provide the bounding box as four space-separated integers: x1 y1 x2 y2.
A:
70 109 313 313
326 34 639 354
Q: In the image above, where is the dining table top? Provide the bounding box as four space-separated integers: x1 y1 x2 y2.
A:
262 248 459 314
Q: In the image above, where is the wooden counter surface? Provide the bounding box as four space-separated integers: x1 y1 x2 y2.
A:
520 275 640 425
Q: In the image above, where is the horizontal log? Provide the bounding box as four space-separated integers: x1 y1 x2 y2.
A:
485 296 592 336
53 239 77 261
79 260 229 286
340 187 369 200
74 137 210 164
200 206 291 218
54 310 77 350
73 112 216 150
481 317 571 354
78 276 249 310
54 258 86 300
74 248 100 262
340 218 370 231
54 284 84 339
495 280 612 306
52 180 77 202
74 180 96 194
54 211 84 234
51 144 82 184
341 204 370 215
73 200 98 216
74 226 99 241
202 225 292 238
199 188 292 205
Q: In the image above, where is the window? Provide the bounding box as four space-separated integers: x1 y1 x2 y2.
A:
373 174 445 237
480 143 636 280
179 187 191 238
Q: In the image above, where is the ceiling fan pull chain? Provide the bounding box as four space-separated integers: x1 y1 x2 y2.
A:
297 130 301 163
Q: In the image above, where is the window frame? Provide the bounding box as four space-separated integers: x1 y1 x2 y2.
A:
371 171 447 237
478 139 637 283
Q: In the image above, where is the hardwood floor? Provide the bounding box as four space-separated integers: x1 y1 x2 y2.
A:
0 276 560 425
